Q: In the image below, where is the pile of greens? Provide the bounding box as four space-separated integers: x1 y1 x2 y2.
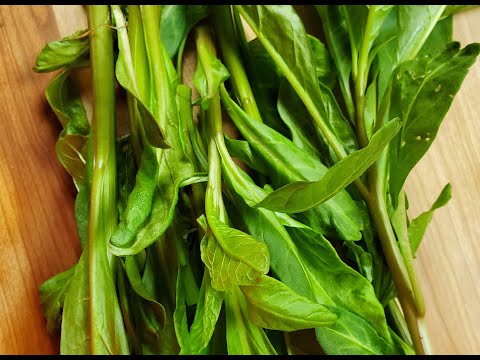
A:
34 5 479 355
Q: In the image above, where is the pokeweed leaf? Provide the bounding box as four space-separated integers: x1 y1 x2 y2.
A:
240 275 337 332
33 29 90 73
39 265 76 335
256 119 401 213
388 42 480 207
409 183 452 256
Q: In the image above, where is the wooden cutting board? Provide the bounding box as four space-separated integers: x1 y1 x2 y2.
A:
0 5 478 355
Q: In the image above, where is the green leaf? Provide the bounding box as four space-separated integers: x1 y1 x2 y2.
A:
409 183 452 256
240 275 336 331
200 215 270 291
224 135 256 170
315 306 399 355
194 46 230 110
315 5 355 121
45 70 90 186
289 227 400 354
388 42 480 207
113 10 169 149
124 256 166 329
224 192 315 301
256 119 401 213
220 85 364 241
39 265 76 335
110 146 159 249
225 287 277 355
344 241 374 283
396 5 446 64
176 271 224 355
307 34 337 89
160 5 210 58
236 5 348 158
60 251 90 354
33 29 90 73
109 8 194 256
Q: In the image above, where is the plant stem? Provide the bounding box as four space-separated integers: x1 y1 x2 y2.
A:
87 5 129 354
355 6 376 149
196 24 227 223
366 159 424 354
111 5 143 167
213 5 263 123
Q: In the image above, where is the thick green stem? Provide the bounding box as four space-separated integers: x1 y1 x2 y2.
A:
367 159 424 355
196 25 227 223
87 5 128 354
355 6 376 149
213 5 263 123
111 5 142 166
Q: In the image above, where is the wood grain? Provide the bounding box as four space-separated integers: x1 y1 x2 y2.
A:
0 5 81 354
0 5 478 355
405 8 480 355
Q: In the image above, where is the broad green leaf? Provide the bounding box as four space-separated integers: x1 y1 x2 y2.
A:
200 216 270 291
177 270 224 355
277 81 325 160
244 38 289 136
344 241 374 283
240 275 336 331
60 251 90 354
418 16 453 58
45 70 90 186
110 146 159 249
396 5 446 64
388 42 480 207
33 29 89 73
55 134 88 184
194 42 230 110
289 227 400 354
109 11 194 256
224 135 256 170
237 5 347 158
315 306 400 355
307 34 337 89
160 5 210 58
315 5 355 121
39 265 76 335
409 183 452 256
113 5 168 149
220 85 363 241
225 287 277 355
224 192 314 301
124 256 166 329
256 119 401 213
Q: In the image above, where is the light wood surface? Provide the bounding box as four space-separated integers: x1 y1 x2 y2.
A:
0 5 478 355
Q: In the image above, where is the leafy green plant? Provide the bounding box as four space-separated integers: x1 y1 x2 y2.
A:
34 4 478 355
